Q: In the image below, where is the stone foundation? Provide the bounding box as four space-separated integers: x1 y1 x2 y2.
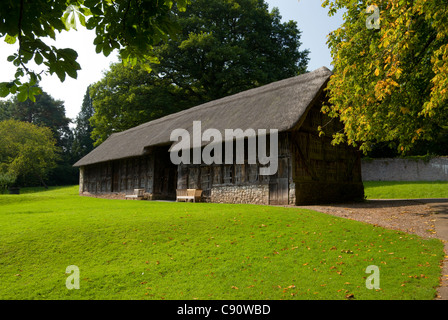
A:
80 191 126 200
210 184 269 205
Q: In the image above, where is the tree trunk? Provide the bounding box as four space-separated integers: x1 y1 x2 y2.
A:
38 174 48 189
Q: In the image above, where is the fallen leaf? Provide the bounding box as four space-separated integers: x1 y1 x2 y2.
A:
346 293 355 300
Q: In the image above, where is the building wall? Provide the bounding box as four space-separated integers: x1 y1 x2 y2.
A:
79 100 364 205
176 132 292 205
289 97 365 204
177 161 278 205
80 154 155 195
210 184 269 205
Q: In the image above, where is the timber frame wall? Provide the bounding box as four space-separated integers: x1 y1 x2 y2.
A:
80 155 154 195
176 132 293 205
79 97 364 205
289 101 364 204
79 147 177 200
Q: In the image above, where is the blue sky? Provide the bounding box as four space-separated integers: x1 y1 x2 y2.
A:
0 1 344 120
266 0 344 71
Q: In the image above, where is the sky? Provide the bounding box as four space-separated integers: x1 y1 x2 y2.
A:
0 0 344 121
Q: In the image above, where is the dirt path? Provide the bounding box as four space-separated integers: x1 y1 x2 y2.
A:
298 199 438 239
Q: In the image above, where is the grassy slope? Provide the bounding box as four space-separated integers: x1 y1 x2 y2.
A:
0 186 444 300
364 181 448 199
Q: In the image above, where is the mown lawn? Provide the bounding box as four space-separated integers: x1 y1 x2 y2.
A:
364 181 448 199
0 186 444 300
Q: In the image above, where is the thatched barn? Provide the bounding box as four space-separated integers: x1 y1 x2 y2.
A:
74 67 364 205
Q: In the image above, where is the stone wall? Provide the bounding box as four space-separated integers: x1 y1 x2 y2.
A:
210 184 269 205
361 157 448 181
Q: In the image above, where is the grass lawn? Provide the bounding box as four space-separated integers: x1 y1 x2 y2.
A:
364 181 448 199
0 186 444 300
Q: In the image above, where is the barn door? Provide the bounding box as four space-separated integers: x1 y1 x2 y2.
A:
269 157 289 205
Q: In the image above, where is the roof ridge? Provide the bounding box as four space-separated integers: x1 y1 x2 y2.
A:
111 67 331 136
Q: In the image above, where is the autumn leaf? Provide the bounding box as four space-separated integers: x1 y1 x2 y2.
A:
345 293 355 300
374 68 380 76
322 0 448 154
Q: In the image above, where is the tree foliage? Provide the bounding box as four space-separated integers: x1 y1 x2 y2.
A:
0 120 58 187
72 86 95 161
0 87 79 186
322 0 448 154
1 87 72 151
154 0 309 101
90 63 188 144
0 0 190 102
90 0 309 145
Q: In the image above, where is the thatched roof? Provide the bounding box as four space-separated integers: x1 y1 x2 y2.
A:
74 66 332 167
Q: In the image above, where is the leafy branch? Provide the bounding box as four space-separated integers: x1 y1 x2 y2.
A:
0 0 190 102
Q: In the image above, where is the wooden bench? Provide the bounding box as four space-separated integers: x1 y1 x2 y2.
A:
176 189 202 202
125 188 145 200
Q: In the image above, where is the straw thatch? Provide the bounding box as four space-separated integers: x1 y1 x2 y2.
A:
74 66 332 167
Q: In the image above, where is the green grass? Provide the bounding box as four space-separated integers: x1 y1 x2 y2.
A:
364 181 448 199
0 186 444 300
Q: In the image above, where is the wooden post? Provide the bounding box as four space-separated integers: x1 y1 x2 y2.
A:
79 166 84 194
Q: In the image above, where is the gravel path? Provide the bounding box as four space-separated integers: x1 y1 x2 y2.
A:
297 199 438 239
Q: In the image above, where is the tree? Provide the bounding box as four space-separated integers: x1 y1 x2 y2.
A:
72 86 95 161
90 64 188 144
153 0 309 102
321 0 448 154
90 0 309 145
5 86 72 152
0 120 58 188
0 0 190 102
1 87 79 185
0 100 13 121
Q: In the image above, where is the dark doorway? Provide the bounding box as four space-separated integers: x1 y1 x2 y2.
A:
269 157 289 205
153 147 177 200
